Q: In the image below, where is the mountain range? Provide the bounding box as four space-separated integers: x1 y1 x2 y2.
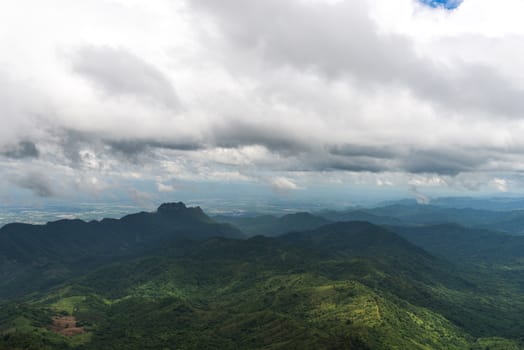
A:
1 202 524 349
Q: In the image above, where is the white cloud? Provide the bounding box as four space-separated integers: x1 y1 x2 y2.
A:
376 179 394 187
270 177 300 194
492 178 509 192
156 182 175 193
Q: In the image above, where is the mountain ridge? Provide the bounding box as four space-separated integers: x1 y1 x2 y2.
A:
0 202 243 299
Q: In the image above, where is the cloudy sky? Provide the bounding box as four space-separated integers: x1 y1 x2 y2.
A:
1 0 524 208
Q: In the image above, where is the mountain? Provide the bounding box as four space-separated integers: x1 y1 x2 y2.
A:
483 211 524 234
384 196 524 211
214 212 330 237
0 202 242 299
322 203 524 234
359 204 502 227
390 223 524 265
315 209 401 226
2 218 524 349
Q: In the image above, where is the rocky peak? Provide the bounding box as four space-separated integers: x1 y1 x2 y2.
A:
157 202 188 214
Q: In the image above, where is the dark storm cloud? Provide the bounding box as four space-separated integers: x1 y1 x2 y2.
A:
72 45 179 108
400 149 485 175
46 125 507 177
192 0 524 118
292 146 498 175
329 144 398 159
12 173 55 197
320 157 389 173
1 141 39 159
106 139 203 164
106 139 202 157
211 119 309 154
50 128 201 168
52 129 94 166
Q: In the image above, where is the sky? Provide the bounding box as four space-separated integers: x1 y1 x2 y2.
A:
421 0 462 9
1 0 524 209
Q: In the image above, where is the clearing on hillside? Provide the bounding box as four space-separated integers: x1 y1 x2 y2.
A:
49 316 85 337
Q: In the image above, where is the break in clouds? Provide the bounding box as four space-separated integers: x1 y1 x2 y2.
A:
1 0 524 203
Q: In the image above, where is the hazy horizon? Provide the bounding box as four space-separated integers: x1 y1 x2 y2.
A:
5 193 524 228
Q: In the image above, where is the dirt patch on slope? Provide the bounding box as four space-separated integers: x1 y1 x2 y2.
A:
49 316 85 336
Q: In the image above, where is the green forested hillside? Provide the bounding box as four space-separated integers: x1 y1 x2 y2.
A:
0 203 242 299
390 223 524 264
1 215 524 349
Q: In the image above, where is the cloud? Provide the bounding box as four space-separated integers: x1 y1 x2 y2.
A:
44 129 200 169
12 173 55 198
192 0 524 118
129 188 154 208
2 0 524 203
71 45 179 109
492 178 508 192
270 177 300 194
329 144 398 159
106 139 201 158
156 182 175 193
211 119 308 154
400 149 485 176
409 185 431 205
1 141 39 159
376 178 393 187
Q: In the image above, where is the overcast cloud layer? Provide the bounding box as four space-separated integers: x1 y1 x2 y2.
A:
1 0 524 206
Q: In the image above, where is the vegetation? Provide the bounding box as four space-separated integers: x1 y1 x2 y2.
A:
1 203 524 349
